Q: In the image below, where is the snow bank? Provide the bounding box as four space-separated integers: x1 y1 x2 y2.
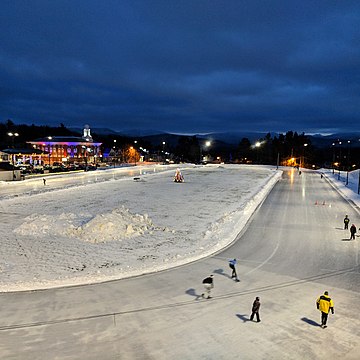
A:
14 207 174 243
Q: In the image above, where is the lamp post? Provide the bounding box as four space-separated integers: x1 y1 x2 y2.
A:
332 142 336 174
346 140 351 185
302 143 308 168
255 141 261 164
8 132 19 180
162 141 166 164
47 136 52 166
200 140 211 164
134 140 137 166
113 139 117 167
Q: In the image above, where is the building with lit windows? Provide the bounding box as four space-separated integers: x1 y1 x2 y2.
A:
28 125 102 166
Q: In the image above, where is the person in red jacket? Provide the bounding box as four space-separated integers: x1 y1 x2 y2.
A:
316 291 334 328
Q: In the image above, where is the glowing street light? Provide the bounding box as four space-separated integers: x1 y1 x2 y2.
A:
162 141 166 164
47 136 52 166
200 140 211 163
255 141 262 163
134 140 138 166
302 143 308 168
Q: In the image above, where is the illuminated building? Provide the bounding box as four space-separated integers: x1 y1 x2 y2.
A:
27 125 102 166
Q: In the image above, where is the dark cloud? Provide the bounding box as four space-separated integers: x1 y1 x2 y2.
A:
0 0 359 134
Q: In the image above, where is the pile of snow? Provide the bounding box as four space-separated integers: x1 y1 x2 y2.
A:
14 207 173 243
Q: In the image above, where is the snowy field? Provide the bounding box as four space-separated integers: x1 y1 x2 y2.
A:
0 164 281 292
0 164 359 293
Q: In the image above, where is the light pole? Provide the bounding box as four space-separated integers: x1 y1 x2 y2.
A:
332 142 336 174
200 140 211 164
82 146 88 171
162 141 166 164
255 141 261 163
303 143 308 168
47 136 52 166
134 140 137 166
8 132 19 180
346 140 351 185
113 139 117 167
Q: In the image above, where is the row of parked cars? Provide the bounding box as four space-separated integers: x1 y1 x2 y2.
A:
17 163 98 174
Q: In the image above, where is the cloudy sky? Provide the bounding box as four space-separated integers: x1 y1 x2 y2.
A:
0 0 359 135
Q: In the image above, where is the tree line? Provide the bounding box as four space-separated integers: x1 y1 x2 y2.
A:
1 119 358 169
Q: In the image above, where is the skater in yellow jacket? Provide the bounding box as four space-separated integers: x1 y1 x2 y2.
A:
316 291 334 328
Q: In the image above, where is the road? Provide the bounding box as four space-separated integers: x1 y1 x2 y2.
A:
0 169 359 359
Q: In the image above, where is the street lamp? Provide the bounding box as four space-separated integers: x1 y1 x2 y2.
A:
134 140 137 166
82 146 88 171
302 143 308 168
130 146 136 165
47 136 52 166
113 139 117 167
8 132 19 180
332 142 336 174
200 140 211 164
345 140 351 186
255 141 261 164
162 141 166 164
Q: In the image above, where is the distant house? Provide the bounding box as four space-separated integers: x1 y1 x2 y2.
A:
0 150 9 163
27 125 102 166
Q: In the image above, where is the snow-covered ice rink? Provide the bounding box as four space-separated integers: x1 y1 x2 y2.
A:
0 164 280 291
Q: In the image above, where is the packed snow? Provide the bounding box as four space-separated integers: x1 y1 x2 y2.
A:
0 164 359 292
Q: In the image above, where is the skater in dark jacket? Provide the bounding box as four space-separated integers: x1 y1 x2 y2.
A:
202 275 214 299
344 215 350 230
250 297 261 322
350 224 357 240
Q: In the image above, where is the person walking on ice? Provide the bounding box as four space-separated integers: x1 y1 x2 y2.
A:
250 296 261 322
229 258 239 281
344 215 350 230
350 224 357 240
316 291 334 328
202 275 214 299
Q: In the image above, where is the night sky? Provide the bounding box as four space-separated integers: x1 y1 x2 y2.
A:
1 1 359 135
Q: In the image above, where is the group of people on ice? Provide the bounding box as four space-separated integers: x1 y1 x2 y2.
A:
344 215 358 240
201 259 336 328
201 259 260 321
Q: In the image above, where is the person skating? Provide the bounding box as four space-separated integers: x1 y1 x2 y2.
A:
43 178 46 185
229 258 239 281
350 224 357 240
250 296 261 322
202 275 214 299
316 291 334 328
344 215 350 230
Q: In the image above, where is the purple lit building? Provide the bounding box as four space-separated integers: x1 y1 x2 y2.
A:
28 125 102 166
